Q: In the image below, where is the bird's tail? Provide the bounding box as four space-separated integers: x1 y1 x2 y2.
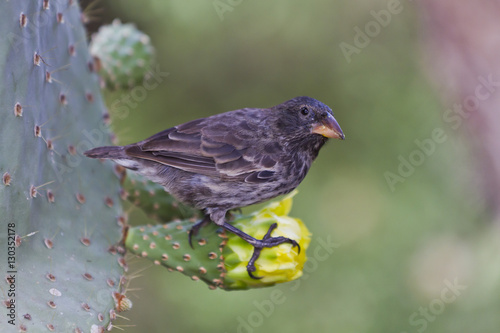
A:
84 146 126 159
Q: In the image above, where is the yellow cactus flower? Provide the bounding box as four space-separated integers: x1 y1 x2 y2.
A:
223 191 311 290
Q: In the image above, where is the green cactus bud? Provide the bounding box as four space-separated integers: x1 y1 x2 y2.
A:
125 191 311 290
90 19 155 90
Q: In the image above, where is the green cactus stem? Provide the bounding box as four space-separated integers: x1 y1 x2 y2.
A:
125 191 311 290
125 220 227 289
0 1 126 331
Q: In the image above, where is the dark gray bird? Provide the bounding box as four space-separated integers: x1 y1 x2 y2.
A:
85 96 344 278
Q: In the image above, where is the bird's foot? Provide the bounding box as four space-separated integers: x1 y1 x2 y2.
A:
221 222 300 279
188 215 211 249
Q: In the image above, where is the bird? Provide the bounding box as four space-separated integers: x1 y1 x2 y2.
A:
85 96 344 278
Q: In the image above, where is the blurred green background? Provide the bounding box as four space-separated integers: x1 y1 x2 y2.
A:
85 1 499 332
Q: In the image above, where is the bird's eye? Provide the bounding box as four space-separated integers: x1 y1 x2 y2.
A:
300 107 309 116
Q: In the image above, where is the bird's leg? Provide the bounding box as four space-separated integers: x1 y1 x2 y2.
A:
221 222 300 279
188 215 211 249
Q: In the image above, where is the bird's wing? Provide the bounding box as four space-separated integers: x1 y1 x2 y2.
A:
124 110 282 182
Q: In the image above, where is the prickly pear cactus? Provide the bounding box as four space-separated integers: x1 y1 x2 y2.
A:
125 191 311 290
121 160 312 291
0 1 126 332
89 19 155 90
0 0 313 331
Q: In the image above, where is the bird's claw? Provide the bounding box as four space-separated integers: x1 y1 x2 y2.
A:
190 219 300 278
246 223 301 279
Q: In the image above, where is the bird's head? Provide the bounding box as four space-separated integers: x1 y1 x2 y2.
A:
274 96 345 142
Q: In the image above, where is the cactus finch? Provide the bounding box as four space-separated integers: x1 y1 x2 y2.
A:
85 96 344 278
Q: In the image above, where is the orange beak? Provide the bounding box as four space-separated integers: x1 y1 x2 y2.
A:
312 113 345 140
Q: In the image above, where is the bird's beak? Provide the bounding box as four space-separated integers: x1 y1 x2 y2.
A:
312 113 345 140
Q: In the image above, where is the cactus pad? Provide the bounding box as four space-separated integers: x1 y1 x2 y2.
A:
0 1 125 331
125 220 227 289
